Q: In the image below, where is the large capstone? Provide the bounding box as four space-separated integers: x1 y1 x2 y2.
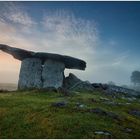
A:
0 44 86 70
42 59 65 89
18 58 42 89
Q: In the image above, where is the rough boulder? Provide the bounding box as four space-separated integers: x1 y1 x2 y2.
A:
64 73 94 91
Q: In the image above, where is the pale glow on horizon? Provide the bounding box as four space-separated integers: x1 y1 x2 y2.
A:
0 53 21 84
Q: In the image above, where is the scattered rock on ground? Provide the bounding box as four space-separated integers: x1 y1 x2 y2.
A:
126 97 137 101
125 102 131 105
125 128 132 133
94 130 111 136
107 111 121 120
76 103 86 108
89 108 107 115
92 83 108 90
79 104 85 108
100 97 110 101
91 83 140 98
89 108 121 120
51 101 67 107
105 101 131 106
90 98 98 103
103 101 118 106
106 85 140 97
129 109 140 117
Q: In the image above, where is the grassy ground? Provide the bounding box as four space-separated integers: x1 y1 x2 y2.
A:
0 89 140 139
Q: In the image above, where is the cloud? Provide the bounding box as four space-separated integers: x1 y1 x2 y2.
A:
111 51 129 66
0 2 35 27
42 10 98 45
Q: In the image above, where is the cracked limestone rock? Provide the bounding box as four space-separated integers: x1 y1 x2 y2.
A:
42 59 65 89
18 58 42 89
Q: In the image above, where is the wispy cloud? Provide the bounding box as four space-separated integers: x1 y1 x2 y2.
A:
111 51 129 66
43 10 98 44
0 2 35 27
42 10 98 55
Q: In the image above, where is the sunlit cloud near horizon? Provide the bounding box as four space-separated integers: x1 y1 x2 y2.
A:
0 2 140 86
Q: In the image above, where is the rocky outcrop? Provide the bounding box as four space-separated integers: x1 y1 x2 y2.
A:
63 73 81 89
63 73 94 91
106 85 140 97
42 60 65 89
128 109 140 117
91 83 140 97
92 83 108 90
18 58 42 89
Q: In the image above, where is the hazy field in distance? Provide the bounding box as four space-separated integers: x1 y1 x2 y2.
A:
0 83 17 91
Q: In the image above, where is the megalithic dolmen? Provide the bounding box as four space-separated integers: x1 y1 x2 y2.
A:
0 44 86 89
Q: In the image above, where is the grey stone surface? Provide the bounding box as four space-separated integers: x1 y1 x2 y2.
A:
73 81 94 91
18 58 42 89
89 108 121 120
106 85 140 97
94 131 111 136
92 83 108 90
129 109 140 117
63 73 81 89
76 103 86 108
125 128 132 133
51 101 67 107
0 44 34 61
100 97 110 101
64 73 94 91
0 44 86 70
18 59 66 89
42 59 65 89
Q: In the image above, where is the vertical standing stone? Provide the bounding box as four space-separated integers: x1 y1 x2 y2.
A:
18 58 42 89
42 59 65 89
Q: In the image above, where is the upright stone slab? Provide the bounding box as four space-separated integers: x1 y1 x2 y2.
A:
42 59 65 89
18 58 42 89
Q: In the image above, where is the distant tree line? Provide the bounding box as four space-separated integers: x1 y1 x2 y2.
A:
131 71 140 86
131 70 140 92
